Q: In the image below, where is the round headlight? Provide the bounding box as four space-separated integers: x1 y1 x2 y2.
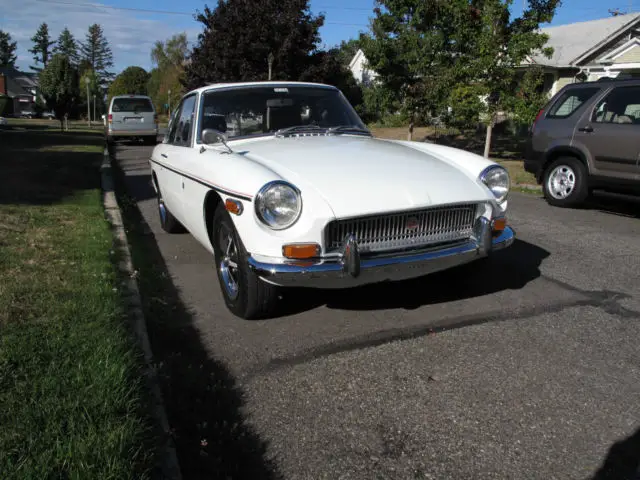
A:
255 181 302 230
480 166 510 204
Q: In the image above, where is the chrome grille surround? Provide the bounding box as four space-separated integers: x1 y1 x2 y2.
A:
325 203 480 254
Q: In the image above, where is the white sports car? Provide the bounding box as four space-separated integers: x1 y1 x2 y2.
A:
150 81 515 319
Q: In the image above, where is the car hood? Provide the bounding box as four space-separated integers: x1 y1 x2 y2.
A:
237 135 489 218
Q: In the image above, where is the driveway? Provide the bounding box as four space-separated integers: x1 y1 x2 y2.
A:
114 140 640 480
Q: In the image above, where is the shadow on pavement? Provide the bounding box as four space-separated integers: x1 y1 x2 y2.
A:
111 157 282 479
278 238 549 316
586 192 640 219
592 427 640 480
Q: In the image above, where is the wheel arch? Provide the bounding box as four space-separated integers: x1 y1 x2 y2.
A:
204 190 223 250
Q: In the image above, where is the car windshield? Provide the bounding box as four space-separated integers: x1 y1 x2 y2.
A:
198 85 368 141
112 98 154 113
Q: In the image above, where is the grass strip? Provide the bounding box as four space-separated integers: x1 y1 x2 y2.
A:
0 130 153 479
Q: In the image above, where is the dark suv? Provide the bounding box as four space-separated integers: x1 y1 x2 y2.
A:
525 78 640 207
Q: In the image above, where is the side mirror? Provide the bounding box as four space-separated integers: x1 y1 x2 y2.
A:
202 128 227 145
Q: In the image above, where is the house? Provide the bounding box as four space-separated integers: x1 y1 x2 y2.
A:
527 12 640 96
348 49 377 86
0 66 39 116
348 13 640 98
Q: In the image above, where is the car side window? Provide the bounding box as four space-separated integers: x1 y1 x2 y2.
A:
171 94 197 147
547 88 600 119
592 86 640 125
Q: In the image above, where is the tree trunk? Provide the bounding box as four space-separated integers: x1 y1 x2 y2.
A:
483 117 494 158
407 116 414 141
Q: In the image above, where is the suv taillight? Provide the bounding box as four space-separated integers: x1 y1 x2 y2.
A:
108 114 113 123
531 109 544 134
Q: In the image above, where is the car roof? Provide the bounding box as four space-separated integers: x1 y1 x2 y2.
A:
563 78 640 89
189 81 338 95
111 94 153 99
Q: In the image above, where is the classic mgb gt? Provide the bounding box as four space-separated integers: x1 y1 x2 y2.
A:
150 82 515 319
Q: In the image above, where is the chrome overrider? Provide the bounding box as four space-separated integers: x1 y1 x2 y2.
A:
247 216 515 289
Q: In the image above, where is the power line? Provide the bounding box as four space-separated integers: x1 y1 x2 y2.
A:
22 0 374 18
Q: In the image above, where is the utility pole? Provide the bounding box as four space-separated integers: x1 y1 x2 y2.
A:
93 94 96 124
85 76 91 127
168 88 171 118
268 52 274 81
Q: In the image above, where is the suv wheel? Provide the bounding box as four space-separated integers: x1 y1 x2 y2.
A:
542 157 589 207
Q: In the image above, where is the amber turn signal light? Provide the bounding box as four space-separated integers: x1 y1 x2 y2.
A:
492 217 507 234
225 199 243 215
283 243 320 259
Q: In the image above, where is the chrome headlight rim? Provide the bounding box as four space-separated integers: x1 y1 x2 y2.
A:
479 165 510 204
254 180 302 230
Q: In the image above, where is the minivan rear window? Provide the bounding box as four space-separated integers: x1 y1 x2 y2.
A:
547 88 600 119
112 98 154 113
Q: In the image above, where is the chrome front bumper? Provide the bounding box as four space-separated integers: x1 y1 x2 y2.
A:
248 218 515 289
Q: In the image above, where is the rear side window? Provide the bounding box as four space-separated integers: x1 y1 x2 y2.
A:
547 88 600 119
111 98 154 113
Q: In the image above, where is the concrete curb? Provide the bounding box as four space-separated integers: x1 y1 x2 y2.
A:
101 148 182 480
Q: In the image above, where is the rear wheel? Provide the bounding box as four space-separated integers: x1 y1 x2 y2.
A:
543 157 589 207
157 186 183 233
212 203 278 319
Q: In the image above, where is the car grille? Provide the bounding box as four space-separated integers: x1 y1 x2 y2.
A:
325 203 479 254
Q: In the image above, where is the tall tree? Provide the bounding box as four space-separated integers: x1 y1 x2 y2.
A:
29 23 56 72
148 33 188 114
39 54 79 131
184 0 323 89
108 66 149 101
54 28 79 66
361 0 478 140
0 30 18 68
464 0 559 157
80 24 114 86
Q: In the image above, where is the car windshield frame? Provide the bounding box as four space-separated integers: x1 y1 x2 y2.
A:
195 84 369 144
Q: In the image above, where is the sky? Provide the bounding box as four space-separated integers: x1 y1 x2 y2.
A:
1 0 636 74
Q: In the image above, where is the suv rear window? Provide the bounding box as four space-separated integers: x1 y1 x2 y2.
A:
112 98 154 113
547 88 600 119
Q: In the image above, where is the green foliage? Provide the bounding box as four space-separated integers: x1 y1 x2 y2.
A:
506 67 550 126
29 23 56 72
54 28 79 66
445 84 485 130
0 30 18 67
184 0 324 89
38 54 80 129
335 38 361 66
299 48 363 106
108 66 150 101
147 33 188 114
80 24 114 87
357 83 399 124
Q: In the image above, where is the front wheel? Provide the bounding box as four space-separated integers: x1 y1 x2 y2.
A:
212 204 278 319
542 157 589 207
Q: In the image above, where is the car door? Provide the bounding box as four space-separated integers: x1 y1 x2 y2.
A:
154 94 197 224
573 85 640 180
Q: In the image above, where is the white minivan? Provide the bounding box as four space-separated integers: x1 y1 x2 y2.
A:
106 95 158 145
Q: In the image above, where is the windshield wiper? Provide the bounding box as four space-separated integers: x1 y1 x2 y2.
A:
326 125 372 136
274 125 326 137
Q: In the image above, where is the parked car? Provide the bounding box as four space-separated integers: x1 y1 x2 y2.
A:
0 116 7 127
41 111 55 120
20 110 35 119
525 78 640 207
106 94 158 145
150 82 515 319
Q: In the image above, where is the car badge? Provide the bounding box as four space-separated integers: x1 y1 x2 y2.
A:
405 216 419 232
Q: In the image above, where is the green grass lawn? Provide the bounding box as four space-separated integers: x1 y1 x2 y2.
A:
0 128 153 478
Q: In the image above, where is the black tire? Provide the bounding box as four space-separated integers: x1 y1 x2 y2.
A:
157 186 183 233
143 136 157 146
542 157 589 208
212 203 278 319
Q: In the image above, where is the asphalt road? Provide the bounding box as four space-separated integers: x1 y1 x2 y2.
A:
115 139 640 480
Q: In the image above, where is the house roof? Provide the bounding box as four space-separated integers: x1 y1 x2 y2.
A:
531 13 640 67
0 66 37 98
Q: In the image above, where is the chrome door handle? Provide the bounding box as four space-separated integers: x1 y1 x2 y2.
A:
578 125 593 133
160 153 168 158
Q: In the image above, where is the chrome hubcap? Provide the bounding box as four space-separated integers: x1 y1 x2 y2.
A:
218 226 240 300
547 165 576 200
158 197 167 223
